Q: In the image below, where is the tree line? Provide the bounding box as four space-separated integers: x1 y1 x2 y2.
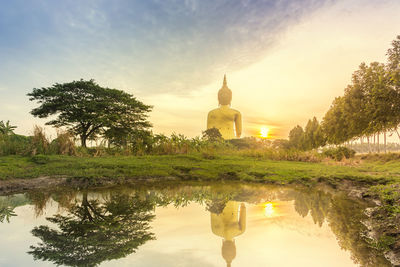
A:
289 35 400 153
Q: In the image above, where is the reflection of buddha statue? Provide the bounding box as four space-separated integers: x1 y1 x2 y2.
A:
207 75 242 139
210 201 246 267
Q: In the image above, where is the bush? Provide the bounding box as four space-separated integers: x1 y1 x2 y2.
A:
29 126 50 155
30 155 50 164
0 134 31 156
50 130 76 156
322 147 356 161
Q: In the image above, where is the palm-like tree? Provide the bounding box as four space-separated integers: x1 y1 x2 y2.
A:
0 120 16 135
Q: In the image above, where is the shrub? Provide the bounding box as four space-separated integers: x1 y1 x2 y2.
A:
0 134 31 156
322 146 356 161
202 127 222 142
50 130 76 156
29 126 50 155
30 154 50 164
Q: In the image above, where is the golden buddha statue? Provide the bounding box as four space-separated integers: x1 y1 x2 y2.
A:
207 75 242 139
210 201 246 267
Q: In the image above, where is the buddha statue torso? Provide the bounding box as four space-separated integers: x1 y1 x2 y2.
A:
207 75 242 139
207 106 241 140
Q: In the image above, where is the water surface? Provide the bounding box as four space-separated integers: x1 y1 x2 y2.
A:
0 182 390 266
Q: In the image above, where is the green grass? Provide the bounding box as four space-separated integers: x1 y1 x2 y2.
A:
0 153 398 185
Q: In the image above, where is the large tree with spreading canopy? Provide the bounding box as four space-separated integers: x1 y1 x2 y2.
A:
28 79 152 147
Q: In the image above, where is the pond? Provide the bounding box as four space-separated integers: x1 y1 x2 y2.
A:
0 182 391 267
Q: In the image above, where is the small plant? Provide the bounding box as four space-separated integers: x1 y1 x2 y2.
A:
202 127 223 142
30 154 50 164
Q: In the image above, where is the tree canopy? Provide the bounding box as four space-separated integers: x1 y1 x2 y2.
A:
28 79 152 147
289 35 400 150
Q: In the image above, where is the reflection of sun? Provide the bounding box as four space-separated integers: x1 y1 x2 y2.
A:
264 202 274 217
260 126 269 138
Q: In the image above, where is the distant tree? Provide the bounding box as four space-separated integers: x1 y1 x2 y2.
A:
126 130 154 154
322 62 392 148
343 65 371 139
322 96 349 145
272 139 290 150
27 79 152 147
386 35 400 139
321 36 400 150
202 127 223 142
365 62 394 133
387 35 400 88
0 120 16 135
288 125 304 150
303 117 325 150
303 119 315 150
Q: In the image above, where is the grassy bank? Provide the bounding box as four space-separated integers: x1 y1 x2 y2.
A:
0 153 399 183
1 154 399 220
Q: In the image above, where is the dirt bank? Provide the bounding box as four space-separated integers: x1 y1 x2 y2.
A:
0 176 181 195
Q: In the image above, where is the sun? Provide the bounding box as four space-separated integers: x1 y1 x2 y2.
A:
264 202 274 217
260 126 269 138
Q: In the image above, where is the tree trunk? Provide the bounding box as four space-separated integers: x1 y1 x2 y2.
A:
384 131 387 154
367 136 371 153
374 134 376 153
377 133 380 153
80 135 87 147
81 191 93 221
396 128 400 142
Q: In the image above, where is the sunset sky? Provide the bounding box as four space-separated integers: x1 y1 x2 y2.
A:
1 0 400 139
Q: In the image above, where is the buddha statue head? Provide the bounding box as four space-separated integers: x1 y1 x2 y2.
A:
218 75 232 106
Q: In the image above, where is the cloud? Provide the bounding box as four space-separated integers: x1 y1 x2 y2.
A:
145 0 400 138
0 0 332 95
2 0 400 139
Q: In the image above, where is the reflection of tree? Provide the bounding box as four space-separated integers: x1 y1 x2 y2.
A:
310 190 331 227
0 194 30 223
294 192 310 218
23 183 392 266
26 191 53 217
0 205 16 223
291 188 391 266
328 196 390 267
29 191 155 266
206 199 228 214
291 189 331 226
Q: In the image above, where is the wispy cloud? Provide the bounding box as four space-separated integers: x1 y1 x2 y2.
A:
0 0 332 95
